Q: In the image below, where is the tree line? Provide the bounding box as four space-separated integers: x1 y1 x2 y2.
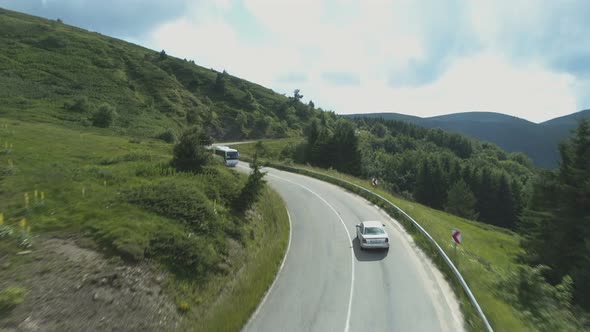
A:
292 114 590 313
291 116 533 229
519 119 590 309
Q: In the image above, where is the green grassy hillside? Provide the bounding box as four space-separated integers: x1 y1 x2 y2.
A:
0 119 289 330
0 8 322 140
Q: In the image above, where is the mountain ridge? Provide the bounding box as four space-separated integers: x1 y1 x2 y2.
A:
345 110 590 168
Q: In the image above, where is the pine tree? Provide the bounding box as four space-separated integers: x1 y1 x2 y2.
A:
415 159 432 205
233 150 266 214
475 168 494 223
495 173 517 228
445 180 478 219
520 119 590 308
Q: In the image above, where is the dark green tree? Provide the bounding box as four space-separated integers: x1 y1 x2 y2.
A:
415 159 432 205
171 127 212 173
520 119 590 308
475 168 494 222
159 49 167 60
371 123 388 138
233 149 266 214
494 173 517 228
215 70 229 93
293 89 303 102
445 180 477 219
332 120 361 175
307 119 320 146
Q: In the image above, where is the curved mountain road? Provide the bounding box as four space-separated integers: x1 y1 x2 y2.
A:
238 162 464 332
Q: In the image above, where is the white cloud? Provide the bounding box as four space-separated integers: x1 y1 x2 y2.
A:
291 54 577 123
149 13 302 87
146 0 587 122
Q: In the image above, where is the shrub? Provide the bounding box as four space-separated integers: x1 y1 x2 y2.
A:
497 265 581 331
159 49 167 60
64 96 90 113
157 128 177 143
37 35 66 49
233 154 266 214
92 103 117 128
125 181 216 232
0 287 26 313
171 127 212 173
176 299 190 312
147 230 220 278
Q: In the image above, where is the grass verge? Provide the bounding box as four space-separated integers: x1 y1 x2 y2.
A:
191 186 289 331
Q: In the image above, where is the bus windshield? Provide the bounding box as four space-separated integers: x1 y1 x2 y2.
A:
226 151 238 160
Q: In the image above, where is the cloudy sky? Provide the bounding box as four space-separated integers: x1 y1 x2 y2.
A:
3 0 589 123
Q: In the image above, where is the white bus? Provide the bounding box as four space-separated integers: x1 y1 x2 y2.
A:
213 145 239 167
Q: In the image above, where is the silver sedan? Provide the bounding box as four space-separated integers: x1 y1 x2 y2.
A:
356 221 390 250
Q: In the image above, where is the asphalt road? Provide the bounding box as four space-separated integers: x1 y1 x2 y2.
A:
238 162 464 332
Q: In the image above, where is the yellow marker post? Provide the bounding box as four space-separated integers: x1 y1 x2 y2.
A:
0 213 4 226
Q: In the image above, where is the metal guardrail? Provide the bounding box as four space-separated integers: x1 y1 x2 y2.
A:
265 162 494 332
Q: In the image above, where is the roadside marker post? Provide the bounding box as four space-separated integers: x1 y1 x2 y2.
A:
451 229 461 263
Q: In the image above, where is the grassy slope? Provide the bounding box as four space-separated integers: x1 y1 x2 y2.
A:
0 8 314 140
0 120 288 330
235 137 303 159
236 141 534 331
194 186 289 332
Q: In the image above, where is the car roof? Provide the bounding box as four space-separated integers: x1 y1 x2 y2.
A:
362 220 384 228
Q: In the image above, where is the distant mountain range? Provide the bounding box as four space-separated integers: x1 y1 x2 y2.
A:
345 110 590 168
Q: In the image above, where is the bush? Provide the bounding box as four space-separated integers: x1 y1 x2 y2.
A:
0 287 26 313
125 181 216 233
171 127 211 173
147 230 220 278
176 299 190 312
497 265 581 331
92 103 117 128
157 128 177 143
64 96 90 113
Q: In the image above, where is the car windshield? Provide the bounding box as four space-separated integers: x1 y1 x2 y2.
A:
226 151 238 160
364 226 385 235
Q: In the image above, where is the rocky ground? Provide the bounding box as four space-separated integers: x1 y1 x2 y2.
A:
0 237 181 331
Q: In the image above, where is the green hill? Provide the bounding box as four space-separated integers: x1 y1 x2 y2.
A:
0 8 294 330
0 7 321 140
345 110 590 168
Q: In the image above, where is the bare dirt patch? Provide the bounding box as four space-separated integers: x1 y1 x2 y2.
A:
0 237 181 331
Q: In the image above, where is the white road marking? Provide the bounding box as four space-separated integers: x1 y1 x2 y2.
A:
243 210 293 330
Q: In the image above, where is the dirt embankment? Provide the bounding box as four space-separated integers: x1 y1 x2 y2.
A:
0 237 181 331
